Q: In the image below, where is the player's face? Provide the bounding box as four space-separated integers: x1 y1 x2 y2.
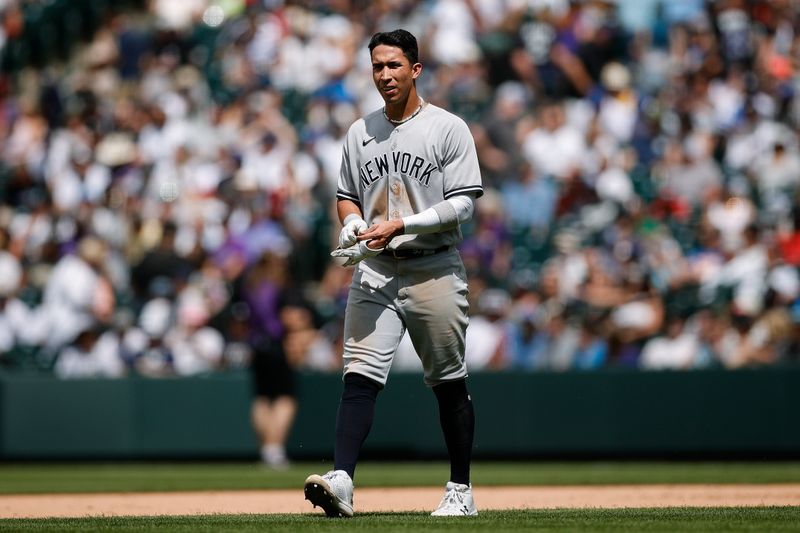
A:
371 44 421 105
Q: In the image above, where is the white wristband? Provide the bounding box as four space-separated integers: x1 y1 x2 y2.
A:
402 208 442 234
402 195 475 234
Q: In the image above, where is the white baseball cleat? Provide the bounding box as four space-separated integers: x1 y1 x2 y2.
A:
304 470 354 518
431 481 478 516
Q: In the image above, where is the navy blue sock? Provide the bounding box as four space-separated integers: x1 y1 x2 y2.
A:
334 373 382 481
432 379 475 486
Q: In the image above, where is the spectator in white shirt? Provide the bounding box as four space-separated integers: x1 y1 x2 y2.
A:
521 100 587 181
639 315 701 370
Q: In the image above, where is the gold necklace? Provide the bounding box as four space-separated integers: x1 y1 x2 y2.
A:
383 98 424 125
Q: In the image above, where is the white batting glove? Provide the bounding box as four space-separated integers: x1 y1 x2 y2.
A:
330 241 384 267
338 215 368 249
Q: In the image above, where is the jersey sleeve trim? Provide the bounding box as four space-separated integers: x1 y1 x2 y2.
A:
336 190 361 204
444 186 483 199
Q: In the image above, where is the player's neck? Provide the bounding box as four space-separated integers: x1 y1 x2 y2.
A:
384 91 423 124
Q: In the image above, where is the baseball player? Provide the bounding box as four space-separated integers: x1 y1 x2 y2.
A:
304 29 482 518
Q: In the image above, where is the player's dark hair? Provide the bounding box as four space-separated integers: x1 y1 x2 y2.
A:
368 29 419 65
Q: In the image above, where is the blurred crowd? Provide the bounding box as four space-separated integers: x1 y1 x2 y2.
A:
1 0 800 379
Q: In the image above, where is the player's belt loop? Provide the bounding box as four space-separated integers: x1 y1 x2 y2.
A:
381 245 451 259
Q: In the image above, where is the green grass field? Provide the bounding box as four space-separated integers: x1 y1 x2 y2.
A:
1 462 799 532
1 461 800 494
2 508 800 532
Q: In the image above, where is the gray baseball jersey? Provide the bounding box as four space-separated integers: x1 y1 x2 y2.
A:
336 103 483 386
336 103 483 250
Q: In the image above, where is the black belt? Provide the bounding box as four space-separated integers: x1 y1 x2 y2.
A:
379 245 451 259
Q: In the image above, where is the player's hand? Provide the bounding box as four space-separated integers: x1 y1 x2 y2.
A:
338 216 368 248
330 241 385 267
356 220 404 249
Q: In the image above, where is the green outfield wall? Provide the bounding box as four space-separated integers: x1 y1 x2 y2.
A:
1 368 799 459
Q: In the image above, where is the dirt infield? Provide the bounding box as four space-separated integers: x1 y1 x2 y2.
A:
2 484 800 518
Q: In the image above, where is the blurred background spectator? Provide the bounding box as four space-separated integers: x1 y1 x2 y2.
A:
2 0 800 377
